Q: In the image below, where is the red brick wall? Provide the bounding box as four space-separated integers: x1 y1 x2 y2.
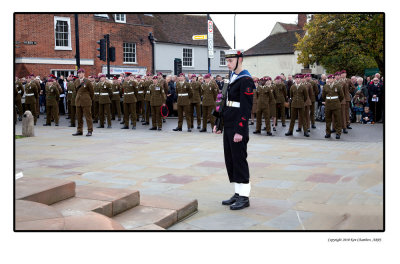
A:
15 14 153 78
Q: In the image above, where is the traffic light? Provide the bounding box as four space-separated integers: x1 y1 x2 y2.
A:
97 38 106 61
109 47 115 62
174 58 182 76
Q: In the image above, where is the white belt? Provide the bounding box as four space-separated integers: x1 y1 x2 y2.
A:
226 101 240 108
326 96 338 100
68 91 73 94
100 93 109 96
18 91 22 94
96 93 100 95
25 93 34 96
178 93 188 96
113 92 119 94
138 91 144 94
125 92 134 95
147 91 151 94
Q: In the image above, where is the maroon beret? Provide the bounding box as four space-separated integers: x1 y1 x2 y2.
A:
334 72 340 76
113 76 118 80
48 74 56 79
341 70 346 73
327 74 334 79
99 74 106 78
29 73 35 77
191 74 196 78
204 74 211 79
47 79 54 82
77 68 85 73
125 72 132 76
295 74 302 79
305 74 311 77
157 72 163 76
136 75 142 78
146 73 152 76
73 76 78 79
179 73 185 77
275 76 281 80
152 76 158 80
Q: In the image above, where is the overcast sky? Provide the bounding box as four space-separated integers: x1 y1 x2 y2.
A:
210 14 299 51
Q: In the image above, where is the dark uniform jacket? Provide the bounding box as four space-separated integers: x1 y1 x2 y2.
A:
98 81 113 104
74 78 94 107
24 80 39 104
304 82 312 106
190 81 202 103
201 81 218 106
222 70 254 136
176 81 192 105
289 83 308 108
15 81 24 101
67 81 75 101
137 81 145 101
307 80 319 103
111 83 121 100
71 82 77 107
45 82 60 106
94 82 100 102
322 82 344 110
144 80 152 101
256 85 272 109
267 84 277 106
150 81 167 106
274 83 287 103
122 80 138 103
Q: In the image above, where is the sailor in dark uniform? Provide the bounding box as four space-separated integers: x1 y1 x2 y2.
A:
213 49 254 210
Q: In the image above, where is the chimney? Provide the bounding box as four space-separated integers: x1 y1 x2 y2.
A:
297 14 307 29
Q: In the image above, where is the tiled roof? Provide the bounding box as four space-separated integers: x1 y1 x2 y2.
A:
278 22 303 31
244 30 305 56
137 14 230 48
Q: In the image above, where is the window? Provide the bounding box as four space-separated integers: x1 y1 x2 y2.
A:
114 14 126 23
220 51 226 66
183 48 193 67
51 70 75 78
54 16 71 50
94 14 109 18
123 43 136 63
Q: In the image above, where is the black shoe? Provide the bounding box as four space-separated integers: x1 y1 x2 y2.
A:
157 128 162 131
145 122 149 125
72 132 83 136
285 131 293 136
150 127 157 130
141 119 145 122
282 123 286 127
253 130 261 134
55 124 59 126
249 122 254 125
43 123 50 126
188 129 192 132
118 118 121 121
200 128 207 132
262 127 266 131
97 125 104 128
121 126 129 129
343 129 348 134
347 125 352 129
273 127 276 131
307 129 310 133
336 134 341 139
222 193 239 205
66 117 70 119
18 117 22 121
93 120 98 123
266 132 273 136
69 124 75 127
137 118 139 121
304 132 310 137
112 118 115 120
132 126 136 130
163 119 166 123
86 132 92 136
230 196 250 210
331 129 336 133
296 128 301 132
312 124 316 129
197 126 201 129
108 125 112 128
120 121 124 124
173 127 182 131
325 134 331 138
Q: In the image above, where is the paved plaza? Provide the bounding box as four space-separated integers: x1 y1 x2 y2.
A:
14 115 384 230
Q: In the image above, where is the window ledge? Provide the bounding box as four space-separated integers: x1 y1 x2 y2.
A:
123 62 138 65
55 47 72 51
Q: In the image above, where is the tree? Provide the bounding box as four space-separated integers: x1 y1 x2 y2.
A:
295 14 384 76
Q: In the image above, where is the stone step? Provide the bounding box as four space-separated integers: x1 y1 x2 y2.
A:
51 197 113 217
16 177 75 205
15 200 124 230
112 195 198 230
75 185 140 216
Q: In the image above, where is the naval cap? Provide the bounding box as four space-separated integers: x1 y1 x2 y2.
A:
225 49 244 58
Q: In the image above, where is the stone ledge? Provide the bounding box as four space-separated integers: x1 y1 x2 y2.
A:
51 197 113 217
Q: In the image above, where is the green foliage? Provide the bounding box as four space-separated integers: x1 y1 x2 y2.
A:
295 14 383 76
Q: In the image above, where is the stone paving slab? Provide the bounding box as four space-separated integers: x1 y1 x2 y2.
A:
51 197 113 217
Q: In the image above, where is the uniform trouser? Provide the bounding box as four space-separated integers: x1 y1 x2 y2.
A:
144 101 151 123
15 99 23 118
67 100 71 118
310 102 316 125
289 107 307 132
345 101 351 125
202 105 215 130
123 102 137 127
76 105 93 133
70 105 76 126
151 105 162 128
93 101 99 121
304 105 311 130
36 99 40 117
25 101 37 124
223 127 250 183
136 100 144 120
46 104 59 124
111 99 121 119
189 102 201 128
325 107 342 135
256 107 270 132
99 103 111 126
276 103 286 124
340 103 347 128
177 104 191 129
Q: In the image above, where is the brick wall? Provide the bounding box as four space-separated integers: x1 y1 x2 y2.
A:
15 14 153 78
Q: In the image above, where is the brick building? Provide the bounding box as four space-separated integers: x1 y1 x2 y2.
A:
15 14 154 78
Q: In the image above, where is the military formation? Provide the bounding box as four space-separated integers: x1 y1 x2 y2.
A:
15 68 364 140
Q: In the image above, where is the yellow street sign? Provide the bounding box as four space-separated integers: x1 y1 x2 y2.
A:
192 35 207 40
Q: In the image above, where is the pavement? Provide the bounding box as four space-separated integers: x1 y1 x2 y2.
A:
14 113 384 230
